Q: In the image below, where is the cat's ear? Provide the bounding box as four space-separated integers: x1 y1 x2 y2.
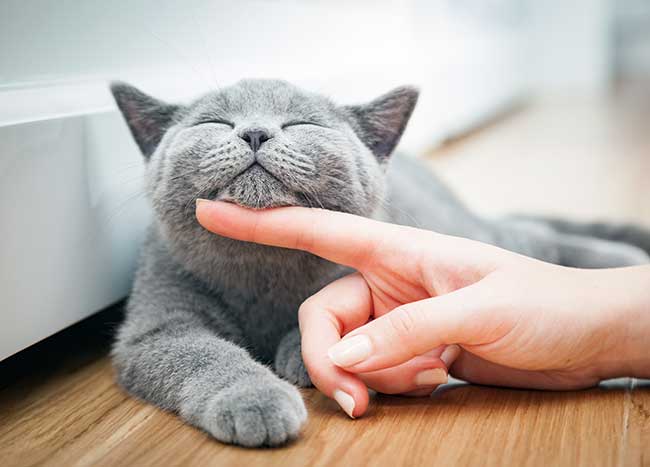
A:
110 82 181 159
343 86 419 161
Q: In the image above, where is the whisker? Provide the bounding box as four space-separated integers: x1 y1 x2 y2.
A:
81 189 149 245
302 172 422 227
372 193 423 228
168 168 202 182
102 190 149 225
183 172 219 213
303 186 325 209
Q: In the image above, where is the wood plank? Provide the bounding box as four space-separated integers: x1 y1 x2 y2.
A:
624 379 650 465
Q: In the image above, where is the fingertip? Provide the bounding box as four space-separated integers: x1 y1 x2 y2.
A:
194 198 220 230
440 344 461 369
333 378 369 418
195 199 254 240
310 364 369 418
414 367 448 386
352 382 370 417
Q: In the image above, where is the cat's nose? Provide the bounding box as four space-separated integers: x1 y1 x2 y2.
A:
240 129 271 152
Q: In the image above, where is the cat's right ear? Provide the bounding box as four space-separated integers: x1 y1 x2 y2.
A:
110 82 181 159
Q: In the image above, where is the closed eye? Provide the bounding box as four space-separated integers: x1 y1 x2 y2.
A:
281 120 327 129
197 119 235 128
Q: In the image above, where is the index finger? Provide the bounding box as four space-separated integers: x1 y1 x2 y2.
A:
195 199 404 270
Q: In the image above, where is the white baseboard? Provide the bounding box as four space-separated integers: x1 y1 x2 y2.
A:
0 112 149 360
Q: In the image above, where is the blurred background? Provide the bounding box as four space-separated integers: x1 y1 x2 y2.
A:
1 0 649 359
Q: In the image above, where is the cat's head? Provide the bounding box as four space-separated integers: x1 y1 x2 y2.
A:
111 79 416 282
111 79 418 219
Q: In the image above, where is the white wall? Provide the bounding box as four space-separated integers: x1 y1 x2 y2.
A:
526 0 613 94
0 0 526 150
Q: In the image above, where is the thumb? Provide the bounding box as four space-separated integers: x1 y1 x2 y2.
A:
327 282 493 373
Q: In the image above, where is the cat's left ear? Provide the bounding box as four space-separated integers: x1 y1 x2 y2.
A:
343 86 419 161
110 81 181 159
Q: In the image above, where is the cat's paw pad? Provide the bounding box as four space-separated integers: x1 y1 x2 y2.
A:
275 333 313 387
203 378 307 447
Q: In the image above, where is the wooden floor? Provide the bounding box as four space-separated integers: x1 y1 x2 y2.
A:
2 89 650 466
1 306 648 467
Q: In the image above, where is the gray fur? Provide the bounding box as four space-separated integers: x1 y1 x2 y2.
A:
110 79 650 447
275 328 312 387
511 215 650 258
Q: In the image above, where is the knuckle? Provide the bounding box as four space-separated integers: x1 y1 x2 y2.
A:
298 298 316 321
386 307 420 344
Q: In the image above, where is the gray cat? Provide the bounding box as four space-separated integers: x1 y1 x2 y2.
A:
110 79 650 448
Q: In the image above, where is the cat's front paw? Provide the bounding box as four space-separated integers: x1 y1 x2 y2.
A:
275 329 312 387
202 377 307 447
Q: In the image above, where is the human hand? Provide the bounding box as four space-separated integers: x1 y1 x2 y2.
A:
196 200 650 417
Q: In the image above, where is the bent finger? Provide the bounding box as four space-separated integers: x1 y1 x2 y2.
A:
299 273 373 417
359 345 461 395
327 284 492 373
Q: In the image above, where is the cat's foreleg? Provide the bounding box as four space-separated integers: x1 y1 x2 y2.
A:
112 302 306 447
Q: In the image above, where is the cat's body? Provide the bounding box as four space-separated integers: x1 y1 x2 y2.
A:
110 79 650 447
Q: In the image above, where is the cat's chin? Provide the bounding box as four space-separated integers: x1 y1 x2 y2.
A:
214 189 302 210
216 193 297 210
215 163 305 210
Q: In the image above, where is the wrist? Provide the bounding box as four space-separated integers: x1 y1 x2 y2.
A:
590 266 650 380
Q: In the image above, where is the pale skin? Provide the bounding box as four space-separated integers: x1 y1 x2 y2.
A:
196 200 650 417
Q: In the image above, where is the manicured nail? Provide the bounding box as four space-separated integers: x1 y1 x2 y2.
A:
196 198 210 206
333 389 355 419
414 368 448 387
327 335 372 367
440 344 461 368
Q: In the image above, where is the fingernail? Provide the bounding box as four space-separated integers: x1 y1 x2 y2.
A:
333 389 355 419
196 198 209 206
440 344 461 368
414 368 448 386
327 335 372 367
